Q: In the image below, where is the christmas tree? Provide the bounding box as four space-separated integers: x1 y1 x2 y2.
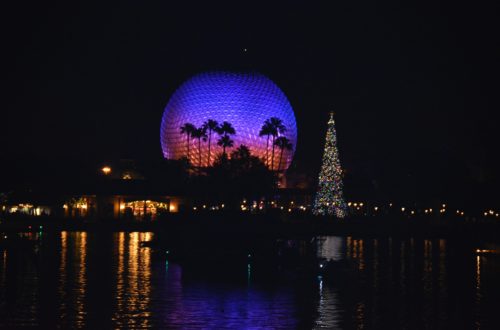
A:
312 112 347 217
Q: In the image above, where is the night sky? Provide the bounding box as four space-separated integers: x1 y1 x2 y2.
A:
1 1 498 203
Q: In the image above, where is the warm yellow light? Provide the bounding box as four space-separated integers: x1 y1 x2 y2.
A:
411 210 415 215
63 204 68 209
169 204 176 212
359 203 364 207
424 209 428 214
120 204 125 210
348 202 352 206
374 206 378 211
442 204 446 208
401 207 405 212
193 207 197 210
476 249 496 254
102 166 111 175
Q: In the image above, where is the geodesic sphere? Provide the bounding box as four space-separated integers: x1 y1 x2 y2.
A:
160 71 297 170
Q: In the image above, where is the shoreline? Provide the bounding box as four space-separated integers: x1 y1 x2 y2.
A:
1 214 500 242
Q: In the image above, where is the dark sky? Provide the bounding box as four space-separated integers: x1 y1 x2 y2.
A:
1 0 498 202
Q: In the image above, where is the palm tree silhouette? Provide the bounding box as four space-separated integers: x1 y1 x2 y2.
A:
274 136 293 172
202 119 219 166
216 121 236 157
268 117 287 170
231 144 251 160
191 126 207 167
217 135 234 157
259 119 273 166
180 123 196 160
217 121 236 137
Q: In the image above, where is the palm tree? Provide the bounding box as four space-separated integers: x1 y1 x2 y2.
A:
259 119 273 166
180 123 196 159
217 121 236 136
202 119 219 166
217 134 234 156
191 126 207 167
231 144 251 160
268 117 287 170
216 121 236 157
274 136 293 172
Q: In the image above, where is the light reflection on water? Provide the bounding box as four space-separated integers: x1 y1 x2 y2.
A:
0 232 499 328
113 232 152 328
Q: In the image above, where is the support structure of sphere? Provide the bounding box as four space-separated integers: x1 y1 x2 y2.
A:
160 71 297 171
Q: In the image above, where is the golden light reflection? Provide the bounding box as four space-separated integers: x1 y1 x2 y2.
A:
352 239 358 259
476 255 481 291
115 232 126 321
75 232 87 327
358 240 365 271
113 232 153 328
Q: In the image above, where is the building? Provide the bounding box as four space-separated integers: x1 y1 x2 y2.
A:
160 71 298 170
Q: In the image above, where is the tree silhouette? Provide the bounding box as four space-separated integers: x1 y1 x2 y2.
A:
267 117 287 170
191 126 207 167
274 136 293 172
202 119 219 166
180 123 196 159
216 121 236 157
259 119 273 166
217 134 234 156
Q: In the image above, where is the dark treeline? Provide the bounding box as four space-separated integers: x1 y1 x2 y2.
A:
180 117 293 171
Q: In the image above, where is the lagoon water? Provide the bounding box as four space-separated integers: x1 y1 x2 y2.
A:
1 232 499 329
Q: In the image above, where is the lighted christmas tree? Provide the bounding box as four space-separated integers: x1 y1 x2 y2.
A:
312 112 347 217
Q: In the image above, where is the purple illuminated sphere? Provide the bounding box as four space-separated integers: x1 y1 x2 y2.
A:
160 72 297 170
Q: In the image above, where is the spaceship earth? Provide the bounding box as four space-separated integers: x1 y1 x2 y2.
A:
160 71 297 170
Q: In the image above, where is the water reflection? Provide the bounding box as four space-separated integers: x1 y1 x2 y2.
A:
113 232 152 328
0 232 499 328
315 276 342 329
